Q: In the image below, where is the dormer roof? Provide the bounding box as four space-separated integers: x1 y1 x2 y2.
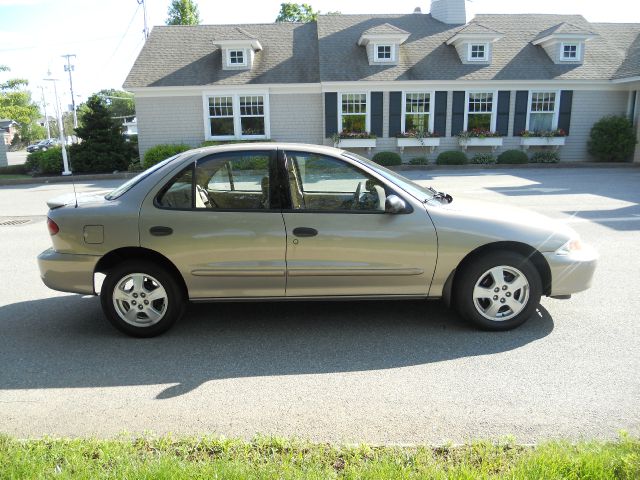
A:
446 22 503 45
213 27 262 50
531 22 597 45
357 23 410 46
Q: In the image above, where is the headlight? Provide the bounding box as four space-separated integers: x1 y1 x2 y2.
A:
555 238 583 255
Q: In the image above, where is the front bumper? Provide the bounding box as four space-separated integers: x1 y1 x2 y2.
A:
543 244 598 297
37 248 100 295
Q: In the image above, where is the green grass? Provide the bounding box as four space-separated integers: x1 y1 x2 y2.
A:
1 434 638 479
0 174 30 180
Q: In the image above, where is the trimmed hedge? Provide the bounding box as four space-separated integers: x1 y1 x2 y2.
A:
143 144 192 168
371 151 402 166
409 156 429 165
25 147 64 175
497 149 528 164
530 151 560 163
588 115 637 162
436 150 468 165
0 164 28 175
470 153 496 165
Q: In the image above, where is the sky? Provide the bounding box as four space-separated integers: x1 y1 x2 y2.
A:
1 0 639 114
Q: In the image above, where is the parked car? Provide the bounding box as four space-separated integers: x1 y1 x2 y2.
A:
27 138 58 152
37 143 597 337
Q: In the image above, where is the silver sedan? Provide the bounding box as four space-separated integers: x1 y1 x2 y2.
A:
37 143 597 337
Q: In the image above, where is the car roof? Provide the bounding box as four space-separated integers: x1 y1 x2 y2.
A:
183 142 346 161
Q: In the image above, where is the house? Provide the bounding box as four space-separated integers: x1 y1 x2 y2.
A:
124 0 640 162
0 119 19 146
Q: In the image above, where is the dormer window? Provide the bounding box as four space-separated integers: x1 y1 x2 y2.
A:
561 43 579 61
468 43 487 61
228 49 246 66
375 44 394 62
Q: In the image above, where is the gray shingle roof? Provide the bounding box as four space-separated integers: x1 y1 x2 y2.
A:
213 26 258 41
124 13 640 88
124 22 319 88
361 23 410 36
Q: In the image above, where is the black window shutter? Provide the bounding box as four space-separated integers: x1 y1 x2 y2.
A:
558 90 573 135
434 91 447 136
451 91 465 136
496 91 510 136
389 91 402 137
370 92 383 137
324 92 338 137
513 90 529 136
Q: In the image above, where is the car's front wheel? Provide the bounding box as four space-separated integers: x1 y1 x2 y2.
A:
100 261 185 337
455 251 542 330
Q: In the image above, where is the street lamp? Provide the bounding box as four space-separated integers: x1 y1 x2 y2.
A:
61 54 78 129
42 77 72 176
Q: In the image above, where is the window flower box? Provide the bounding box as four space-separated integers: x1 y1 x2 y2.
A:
520 137 566 150
334 138 377 150
458 137 503 151
396 137 440 152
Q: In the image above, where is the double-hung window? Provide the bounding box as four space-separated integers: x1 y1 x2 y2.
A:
528 91 558 131
466 92 495 131
403 92 432 133
206 93 268 139
561 43 579 61
339 93 368 132
468 43 487 61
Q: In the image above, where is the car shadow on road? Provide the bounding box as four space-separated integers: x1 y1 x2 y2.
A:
0 295 554 399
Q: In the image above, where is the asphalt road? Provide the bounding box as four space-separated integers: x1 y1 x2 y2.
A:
0 167 638 444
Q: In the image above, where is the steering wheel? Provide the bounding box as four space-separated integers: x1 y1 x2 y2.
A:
351 181 362 210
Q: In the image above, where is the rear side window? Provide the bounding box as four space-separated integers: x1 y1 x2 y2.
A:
156 166 194 209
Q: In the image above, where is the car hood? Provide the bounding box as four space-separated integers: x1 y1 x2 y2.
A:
46 191 110 210
427 196 577 252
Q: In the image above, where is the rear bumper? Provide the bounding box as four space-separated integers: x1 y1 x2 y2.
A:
37 248 100 295
543 244 598 297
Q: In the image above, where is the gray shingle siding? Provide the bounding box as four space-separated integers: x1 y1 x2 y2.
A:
270 93 323 144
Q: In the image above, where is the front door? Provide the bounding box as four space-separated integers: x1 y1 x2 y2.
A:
281 150 438 297
139 149 287 299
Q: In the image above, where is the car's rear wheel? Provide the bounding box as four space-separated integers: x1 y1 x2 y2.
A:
100 261 185 337
455 251 542 330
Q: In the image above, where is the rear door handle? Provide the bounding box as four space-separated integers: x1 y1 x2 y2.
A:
149 226 173 236
292 227 318 237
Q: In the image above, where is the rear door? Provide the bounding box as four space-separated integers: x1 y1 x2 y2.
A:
280 150 438 297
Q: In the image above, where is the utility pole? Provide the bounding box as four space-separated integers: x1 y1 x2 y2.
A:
138 0 150 39
38 86 51 140
61 54 78 129
43 77 72 176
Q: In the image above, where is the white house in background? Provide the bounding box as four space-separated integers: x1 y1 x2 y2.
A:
122 117 138 136
124 0 640 162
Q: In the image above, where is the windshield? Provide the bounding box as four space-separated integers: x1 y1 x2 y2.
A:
342 152 435 202
105 154 184 200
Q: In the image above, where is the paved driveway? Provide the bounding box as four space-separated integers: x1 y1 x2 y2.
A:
0 167 638 443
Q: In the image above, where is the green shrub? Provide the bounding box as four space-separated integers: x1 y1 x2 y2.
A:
587 115 637 162
0 164 28 175
497 149 528 164
409 156 429 165
436 150 468 165
69 143 132 173
470 153 496 164
25 147 64 175
530 151 560 163
371 151 402 166
143 144 192 167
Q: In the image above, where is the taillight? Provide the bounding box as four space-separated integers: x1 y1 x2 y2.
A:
47 217 59 236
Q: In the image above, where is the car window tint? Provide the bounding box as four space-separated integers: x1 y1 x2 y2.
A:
284 152 386 212
156 166 194 209
195 151 271 210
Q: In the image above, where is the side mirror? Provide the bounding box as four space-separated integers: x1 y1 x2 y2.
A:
385 194 406 214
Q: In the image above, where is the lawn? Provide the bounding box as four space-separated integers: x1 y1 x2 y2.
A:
1 433 638 479
0 174 30 180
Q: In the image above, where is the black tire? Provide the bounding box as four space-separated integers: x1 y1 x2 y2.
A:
454 251 542 331
100 260 185 337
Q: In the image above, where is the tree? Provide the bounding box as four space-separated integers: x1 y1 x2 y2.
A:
275 3 318 22
166 0 201 25
69 95 132 172
0 65 42 142
95 89 135 119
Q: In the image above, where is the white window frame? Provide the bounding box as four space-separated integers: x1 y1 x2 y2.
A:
467 43 488 62
203 92 270 141
464 90 497 132
526 90 561 131
560 42 580 61
401 91 435 133
374 44 395 62
226 49 247 67
337 92 371 133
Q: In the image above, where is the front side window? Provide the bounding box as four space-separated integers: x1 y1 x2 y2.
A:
340 93 367 132
466 92 494 131
404 92 431 132
206 94 268 139
285 151 386 212
228 49 246 66
469 43 487 61
529 91 557 131
561 43 578 60
376 44 392 61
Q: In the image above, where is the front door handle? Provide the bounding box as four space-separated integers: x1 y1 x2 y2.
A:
149 226 173 236
292 227 318 237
